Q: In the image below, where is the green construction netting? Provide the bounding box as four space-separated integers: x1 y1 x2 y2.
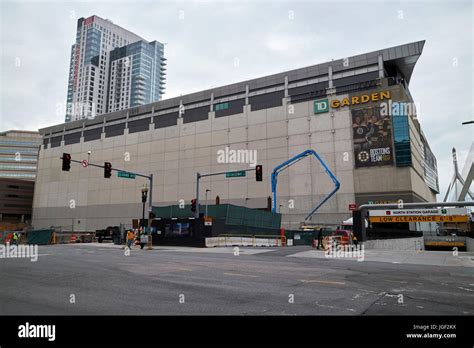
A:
28 229 54 245
152 204 281 229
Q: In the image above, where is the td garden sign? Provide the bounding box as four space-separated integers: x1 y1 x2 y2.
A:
368 208 469 223
331 91 391 109
313 91 391 114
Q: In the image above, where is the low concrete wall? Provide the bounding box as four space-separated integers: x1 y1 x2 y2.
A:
466 237 474 252
205 236 283 248
363 237 424 251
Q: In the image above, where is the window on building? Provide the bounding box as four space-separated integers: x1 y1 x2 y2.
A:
214 102 229 111
393 110 412 167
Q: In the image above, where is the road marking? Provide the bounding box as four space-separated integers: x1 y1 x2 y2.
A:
224 272 259 278
300 279 345 286
392 262 401 264
177 268 193 272
458 287 474 292
384 279 408 284
315 302 355 312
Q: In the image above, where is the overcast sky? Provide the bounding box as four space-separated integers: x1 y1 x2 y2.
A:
0 0 472 198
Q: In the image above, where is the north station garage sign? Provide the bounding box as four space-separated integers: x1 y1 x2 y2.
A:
368 208 469 223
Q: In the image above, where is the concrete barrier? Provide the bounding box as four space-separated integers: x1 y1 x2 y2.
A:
205 237 283 248
51 232 96 244
466 237 474 252
363 237 424 251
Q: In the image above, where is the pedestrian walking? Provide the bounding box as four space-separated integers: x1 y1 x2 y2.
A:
126 230 134 249
12 232 19 245
352 232 358 246
317 228 324 250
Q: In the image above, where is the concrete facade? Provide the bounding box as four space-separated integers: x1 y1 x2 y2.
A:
33 41 438 231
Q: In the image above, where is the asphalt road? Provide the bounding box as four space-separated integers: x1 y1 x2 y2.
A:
1 244 474 315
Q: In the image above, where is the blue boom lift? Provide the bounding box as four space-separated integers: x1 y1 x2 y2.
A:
271 149 340 221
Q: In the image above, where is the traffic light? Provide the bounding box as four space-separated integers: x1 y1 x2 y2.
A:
104 162 112 178
255 165 263 181
191 198 196 212
62 153 71 171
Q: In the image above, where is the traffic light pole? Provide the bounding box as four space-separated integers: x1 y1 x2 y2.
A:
63 157 154 215
195 168 257 218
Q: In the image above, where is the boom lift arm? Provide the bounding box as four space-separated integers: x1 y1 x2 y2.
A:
271 149 340 221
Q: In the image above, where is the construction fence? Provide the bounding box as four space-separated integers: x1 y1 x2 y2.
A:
152 204 282 230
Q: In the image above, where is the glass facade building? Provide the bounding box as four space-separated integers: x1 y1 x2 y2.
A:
0 131 41 180
108 41 166 111
0 131 42 223
65 15 166 122
392 105 412 167
84 28 102 64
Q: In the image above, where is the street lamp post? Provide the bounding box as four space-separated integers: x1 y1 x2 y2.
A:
141 185 148 230
205 189 211 218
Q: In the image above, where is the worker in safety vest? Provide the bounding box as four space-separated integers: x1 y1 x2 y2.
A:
126 230 134 249
12 232 19 245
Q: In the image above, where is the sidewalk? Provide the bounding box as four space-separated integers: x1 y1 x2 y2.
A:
288 249 474 267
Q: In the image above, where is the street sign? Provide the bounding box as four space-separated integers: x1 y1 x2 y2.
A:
369 208 468 217
225 171 246 178
81 160 89 167
348 203 357 211
118 171 136 179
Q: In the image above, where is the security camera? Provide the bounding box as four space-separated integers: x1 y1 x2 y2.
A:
87 151 91 155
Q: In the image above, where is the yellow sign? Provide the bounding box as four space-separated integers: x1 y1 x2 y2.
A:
331 91 391 109
369 215 468 223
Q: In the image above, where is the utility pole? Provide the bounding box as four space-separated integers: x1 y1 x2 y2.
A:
195 167 261 218
61 154 154 221
205 189 211 218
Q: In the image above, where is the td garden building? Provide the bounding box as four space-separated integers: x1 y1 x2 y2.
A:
33 41 439 231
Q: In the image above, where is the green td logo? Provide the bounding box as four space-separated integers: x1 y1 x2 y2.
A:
314 99 329 114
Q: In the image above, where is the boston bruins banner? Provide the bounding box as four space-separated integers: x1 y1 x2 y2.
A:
352 107 393 168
